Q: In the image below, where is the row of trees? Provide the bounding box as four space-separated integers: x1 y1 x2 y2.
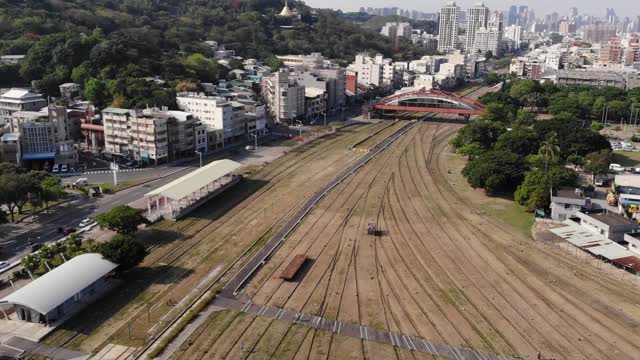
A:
0 162 64 223
21 204 149 276
454 80 614 211
478 80 640 123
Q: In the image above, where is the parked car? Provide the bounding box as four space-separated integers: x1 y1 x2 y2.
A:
125 160 138 167
30 244 44 252
245 145 254 151
63 227 76 236
79 218 93 227
0 261 9 269
61 164 68 173
52 164 59 173
609 163 624 172
74 178 89 186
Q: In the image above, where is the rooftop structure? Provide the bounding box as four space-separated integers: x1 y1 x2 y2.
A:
556 70 626 89
0 254 117 322
145 159 242 220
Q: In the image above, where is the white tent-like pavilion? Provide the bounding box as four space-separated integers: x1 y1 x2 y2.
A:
145 159 242 219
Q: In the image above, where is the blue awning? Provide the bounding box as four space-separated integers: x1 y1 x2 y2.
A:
22 152 56 160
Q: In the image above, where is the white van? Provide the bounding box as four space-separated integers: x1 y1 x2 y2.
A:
609 163 624 172
74 178 89 186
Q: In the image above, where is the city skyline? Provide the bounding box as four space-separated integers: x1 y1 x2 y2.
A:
304 0 638 19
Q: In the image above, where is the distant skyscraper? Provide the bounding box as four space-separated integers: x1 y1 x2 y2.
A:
508 5 518 25
465 2 488 52
569 7 579 19
437 1 460 52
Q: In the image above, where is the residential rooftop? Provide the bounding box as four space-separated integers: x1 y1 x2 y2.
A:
580 210 637 226
552 186 585 200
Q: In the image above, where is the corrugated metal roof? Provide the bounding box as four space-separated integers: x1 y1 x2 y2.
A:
0 254 117 315
550 224 638 260
145 159 241 200
615 174 640 188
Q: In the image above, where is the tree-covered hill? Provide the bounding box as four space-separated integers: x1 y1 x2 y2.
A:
0 0 433 104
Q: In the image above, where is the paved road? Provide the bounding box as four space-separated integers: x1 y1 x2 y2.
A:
213 296 509 360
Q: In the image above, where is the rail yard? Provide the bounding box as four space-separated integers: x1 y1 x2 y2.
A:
166 86 640 360
33 86 640 360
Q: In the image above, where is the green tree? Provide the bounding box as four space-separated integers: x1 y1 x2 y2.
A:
183 53 220 82
591 121 604 132
95 205 149 236
514 166 577 211
265 56 284 71
509 80 542 108
539 132 560 172
483 72 501 86
478 103 515 124
606 100 629 122
451 121 505 149
591 96 607 119
515 109 536 126
96 234 147 272
39 176 64 212
462 149 526 194
495 127 539 156
585 150 612 183
456 143 485 159
567 154 585 169
84 78 108 107
549 33 563 44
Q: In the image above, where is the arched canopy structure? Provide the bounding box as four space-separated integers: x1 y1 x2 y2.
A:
372 90 484 116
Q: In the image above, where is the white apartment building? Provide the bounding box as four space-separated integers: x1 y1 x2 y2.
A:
102 108 169 164
348 53 398 88
0 89 47 123
262 70 306 123
176 92 234 143
465 2 488 52
276 53 331 70
469 11 503 56
437 1 460 52
504 24 523 47
545 53 563 70
381 22 413 38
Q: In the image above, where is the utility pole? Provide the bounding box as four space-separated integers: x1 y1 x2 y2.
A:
195 151 203 168
251 133 258 150
321 111 327 126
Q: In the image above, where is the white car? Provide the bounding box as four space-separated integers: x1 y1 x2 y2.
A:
79 218 94 227
0 261 9 269
245 145 254 151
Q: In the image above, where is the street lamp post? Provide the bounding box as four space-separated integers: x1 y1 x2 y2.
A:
320 111 327 126
195 151 203 168
251 133 258 151
340 106 345 122
296 120 303 137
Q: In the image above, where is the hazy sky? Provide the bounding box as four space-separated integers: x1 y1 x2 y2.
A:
303 0 638 19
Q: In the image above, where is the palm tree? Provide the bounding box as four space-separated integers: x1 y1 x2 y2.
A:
539 132 560 172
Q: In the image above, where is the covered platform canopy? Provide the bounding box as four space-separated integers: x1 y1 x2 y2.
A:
0 253 117 319
145 159 242 220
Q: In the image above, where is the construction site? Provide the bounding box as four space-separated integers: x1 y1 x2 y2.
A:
33 86 640 360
